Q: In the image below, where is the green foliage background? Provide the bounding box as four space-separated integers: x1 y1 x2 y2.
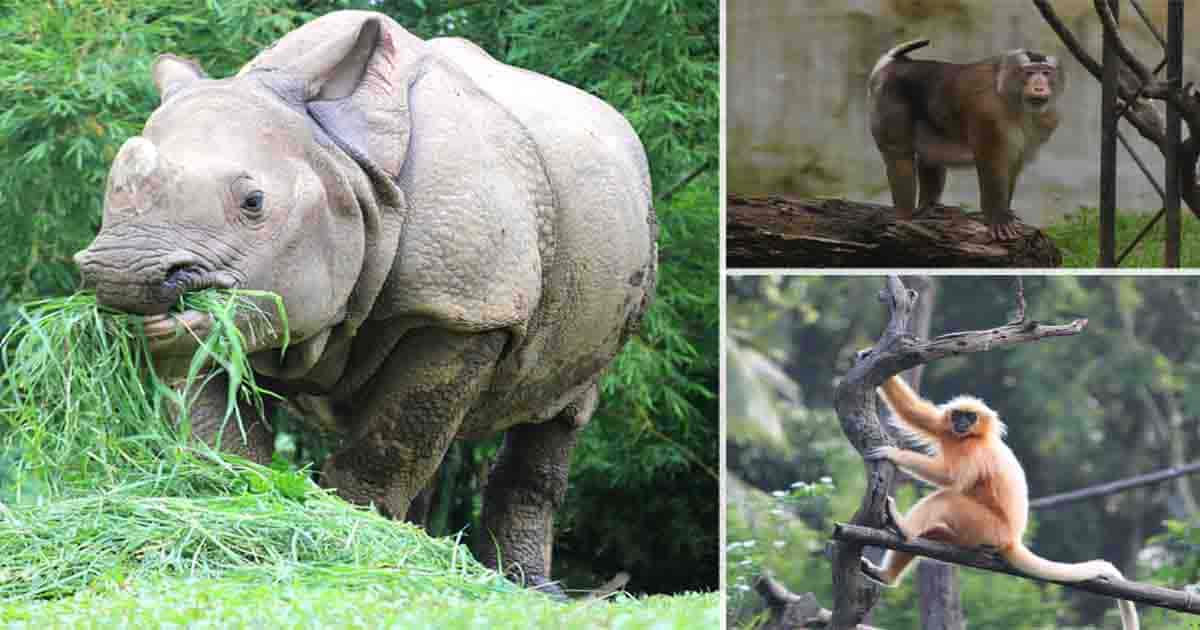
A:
727 276 1200 628
0 0 718 596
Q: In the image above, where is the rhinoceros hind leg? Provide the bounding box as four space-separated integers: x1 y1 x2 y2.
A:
476 384 598 599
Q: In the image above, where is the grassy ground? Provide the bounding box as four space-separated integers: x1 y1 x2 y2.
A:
1045 206 1200 268
0 576 719 629
0 461 719 629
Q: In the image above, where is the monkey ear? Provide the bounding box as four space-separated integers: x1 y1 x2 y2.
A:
996 65 1013 94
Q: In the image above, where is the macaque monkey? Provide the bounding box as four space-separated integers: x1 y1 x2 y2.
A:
868 40 1063 241
862 376 1138 630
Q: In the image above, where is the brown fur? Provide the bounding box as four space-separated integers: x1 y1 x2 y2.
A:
868 40 1063 241
864 376 1138 630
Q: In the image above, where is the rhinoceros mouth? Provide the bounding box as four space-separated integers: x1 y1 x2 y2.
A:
142 309 214 354
138 269 239 353
162 264 235 297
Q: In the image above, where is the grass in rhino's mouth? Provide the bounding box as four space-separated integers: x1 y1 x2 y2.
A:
0 288 288 497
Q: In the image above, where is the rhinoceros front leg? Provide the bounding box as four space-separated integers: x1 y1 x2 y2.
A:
178 372 277 465
321 329 507 521
155 349 276 466
476 384 598 599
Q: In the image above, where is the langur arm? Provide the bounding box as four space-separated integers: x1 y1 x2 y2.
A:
865 446 955 487
879 376 945 434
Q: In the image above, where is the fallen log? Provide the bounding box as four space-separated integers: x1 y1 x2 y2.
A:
726 195 1062 268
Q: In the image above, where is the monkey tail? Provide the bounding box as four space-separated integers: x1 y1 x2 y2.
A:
1003 543 1139 630
885 38 931 60
870 38 931 83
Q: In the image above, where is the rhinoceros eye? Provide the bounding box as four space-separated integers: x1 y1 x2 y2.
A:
241 191 265 216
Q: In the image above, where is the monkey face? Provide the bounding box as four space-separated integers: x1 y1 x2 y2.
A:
950 409 978 435
1013 51 1060 112
1022 66 1056 109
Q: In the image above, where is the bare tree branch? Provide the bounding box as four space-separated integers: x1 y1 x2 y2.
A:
1091 0 1164 95
1030 462 1200 510
1083 0 1200 215
656 159 713 204
755 575 883 630
1031 1 1172 156
1010 277 1026 325
833 523 1200 615
1032 0 1103 78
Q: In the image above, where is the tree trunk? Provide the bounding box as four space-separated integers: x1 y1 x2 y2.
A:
918 560 965 630
727 195 1062 268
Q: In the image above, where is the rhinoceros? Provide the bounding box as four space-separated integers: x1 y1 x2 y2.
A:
74 10 656 595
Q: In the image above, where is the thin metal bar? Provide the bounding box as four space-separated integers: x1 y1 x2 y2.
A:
1113 132 1166 266
1118 131 1166 201
1165 0 1183 267
1117 208 1165 265
1099 0 1120 267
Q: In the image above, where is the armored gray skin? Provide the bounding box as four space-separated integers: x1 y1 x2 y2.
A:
74 11 657 596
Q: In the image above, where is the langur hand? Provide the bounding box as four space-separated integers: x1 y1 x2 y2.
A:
865 445 899 463
860 557 892 586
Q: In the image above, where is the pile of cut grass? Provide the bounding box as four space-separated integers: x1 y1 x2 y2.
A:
0 458 514 602
0 290 512 605
0 290 281 495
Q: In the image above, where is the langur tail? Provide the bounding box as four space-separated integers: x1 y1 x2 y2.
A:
1003 543 1138 630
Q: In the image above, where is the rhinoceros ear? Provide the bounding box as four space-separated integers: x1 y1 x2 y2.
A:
300 17 413 182
306 17 379 101
152 54 208 102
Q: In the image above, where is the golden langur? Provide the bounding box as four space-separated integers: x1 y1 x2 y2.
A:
862 376 1138 630
868 40 1063 241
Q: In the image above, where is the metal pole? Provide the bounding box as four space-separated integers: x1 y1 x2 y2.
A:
1099 0 1120 267
1165 0 1183 267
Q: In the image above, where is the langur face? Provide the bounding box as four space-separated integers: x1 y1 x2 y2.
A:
950 409 978 435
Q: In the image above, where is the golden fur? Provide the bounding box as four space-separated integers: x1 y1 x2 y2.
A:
863 376 1138 630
